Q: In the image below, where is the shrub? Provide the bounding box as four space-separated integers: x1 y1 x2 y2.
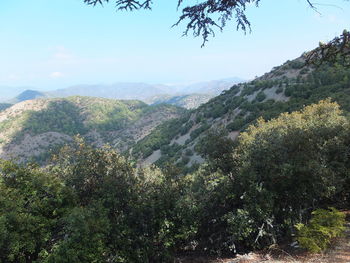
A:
255 91 266 102
275 86 284 94
295 208 346 253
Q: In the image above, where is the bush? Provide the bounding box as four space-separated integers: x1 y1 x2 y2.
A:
255 91 266 102
275 86 284 94
295 208 346 253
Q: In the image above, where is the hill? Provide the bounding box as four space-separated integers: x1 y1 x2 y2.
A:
0 96 185 162
11 89 46 103
132 55 350 171
48 83 168 101
0 103 12 112
4 78 243 110
48 79 243 101
0 86 33 101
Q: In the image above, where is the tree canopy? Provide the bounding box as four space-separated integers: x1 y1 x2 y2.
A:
1 100 348 261
83 0 348 47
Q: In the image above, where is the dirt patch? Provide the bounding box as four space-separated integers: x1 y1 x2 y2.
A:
141 149 161 167
0 99 49 122
263 86 290 102
0 132 72 161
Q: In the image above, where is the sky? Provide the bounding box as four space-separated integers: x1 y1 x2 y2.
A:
0 0 349 90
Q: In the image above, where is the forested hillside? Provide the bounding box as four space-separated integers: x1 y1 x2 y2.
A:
132 55 350 172
0 96 185 162
0 41 350 263
1 0 349 261
1 99 349 262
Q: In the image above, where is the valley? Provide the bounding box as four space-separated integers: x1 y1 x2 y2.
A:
0 37 349 263
1 1 350 262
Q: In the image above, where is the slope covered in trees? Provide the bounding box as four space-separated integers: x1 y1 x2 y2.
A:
0 96 185 162
132 53 350 172
0 100 349 262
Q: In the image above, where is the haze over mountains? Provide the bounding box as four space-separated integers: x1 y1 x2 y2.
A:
1 42 349 170
0 86 36 101
0 77 244 109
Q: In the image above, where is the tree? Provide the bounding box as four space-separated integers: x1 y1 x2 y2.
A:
50 137 194 262
306 29 350 67
83 0 349 48
233 100 350 237
0 160 73 263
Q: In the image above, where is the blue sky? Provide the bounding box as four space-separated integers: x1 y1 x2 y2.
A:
0 0 349 90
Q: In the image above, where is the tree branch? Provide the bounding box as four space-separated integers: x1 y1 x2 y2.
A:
305 30 350 67
83 0 349 52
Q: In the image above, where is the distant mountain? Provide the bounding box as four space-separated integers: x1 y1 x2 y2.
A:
0 86 34 102
48 78 244 100
5 78 244 110
172 77 245 95
48 83 169 101
0 96 185 162
11 90 46 103
143 78 245 109
44 78 244 109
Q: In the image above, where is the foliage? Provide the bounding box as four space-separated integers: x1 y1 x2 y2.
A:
196 129 236 174
234 100 349 228
255 91 266 102
190 123 211 140
0 138 196 262
77 97 147 131
0 100 349 261
135 55 350 169
83 0 330 48
19 100 87 137
295 208 346 253
306 29 350 67
183 100 350 255
132 114 190 158
0 160 73 263
0 96 185 165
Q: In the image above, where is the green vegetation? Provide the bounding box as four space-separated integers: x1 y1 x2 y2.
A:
74 97 147 131
0 96 185 163
296 208 346 253
19 100 87 137
132 114 190 158
133 58 350 170
1 100 349 262
0 97 184 141
183 100 350 253
0 139 194 262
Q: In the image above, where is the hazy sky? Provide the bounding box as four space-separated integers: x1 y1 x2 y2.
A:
0 0 349 90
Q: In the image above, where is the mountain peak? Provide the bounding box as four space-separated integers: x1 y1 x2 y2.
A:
14 90 46 103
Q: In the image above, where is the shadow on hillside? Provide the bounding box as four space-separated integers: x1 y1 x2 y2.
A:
2 100 87 163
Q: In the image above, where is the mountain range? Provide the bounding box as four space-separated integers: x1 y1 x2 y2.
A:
0 44 349 170
1 77 244 109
